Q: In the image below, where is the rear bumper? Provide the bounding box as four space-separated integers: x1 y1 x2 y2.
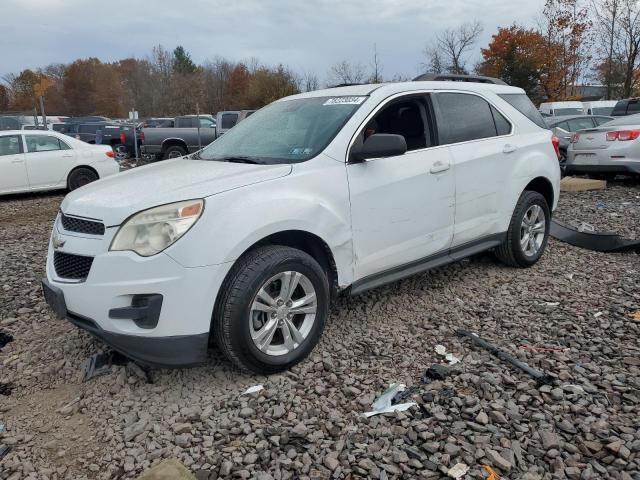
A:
42 278 209 367
565 164 640 175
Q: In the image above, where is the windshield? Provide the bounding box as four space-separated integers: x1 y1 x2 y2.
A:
196 96 366 163
591 107 613 116
554 108 584 116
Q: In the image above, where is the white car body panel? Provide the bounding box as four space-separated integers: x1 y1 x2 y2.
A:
0 130 120 195
43 80 560 366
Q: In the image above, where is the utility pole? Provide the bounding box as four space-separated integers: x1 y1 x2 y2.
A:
39 96 47 129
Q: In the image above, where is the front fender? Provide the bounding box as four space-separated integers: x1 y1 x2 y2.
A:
165 156 354 286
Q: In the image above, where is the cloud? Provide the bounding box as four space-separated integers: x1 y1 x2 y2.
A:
1 0 544 81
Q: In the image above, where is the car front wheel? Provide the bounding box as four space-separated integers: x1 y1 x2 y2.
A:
213 245 329 374
495 190 550 267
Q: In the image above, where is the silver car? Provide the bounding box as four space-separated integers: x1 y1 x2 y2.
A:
566 114 640 179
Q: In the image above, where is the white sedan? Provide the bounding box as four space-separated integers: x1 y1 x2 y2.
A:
0 129 120 195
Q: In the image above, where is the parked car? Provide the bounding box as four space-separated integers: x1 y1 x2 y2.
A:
0 130 120 195
539 101 585 116
566 113 640 179
583 100 617 116
545 115 613 169
42 79 559 373
611 97 640 117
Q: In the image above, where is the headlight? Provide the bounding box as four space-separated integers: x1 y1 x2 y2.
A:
110 199 204 256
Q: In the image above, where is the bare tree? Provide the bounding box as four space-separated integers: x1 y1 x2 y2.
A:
592 0 622 98
328 60 367 85
300 71 319 92
422 21 483 74
619 0 640 97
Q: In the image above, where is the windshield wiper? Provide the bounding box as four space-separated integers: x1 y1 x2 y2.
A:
220 156 262 164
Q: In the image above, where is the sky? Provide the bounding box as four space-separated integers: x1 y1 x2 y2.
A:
1 0 545 82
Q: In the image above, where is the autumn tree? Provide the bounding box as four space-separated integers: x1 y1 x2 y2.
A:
5 69 40 110
477 26 548 101
422 21 483 75
0 85 9 110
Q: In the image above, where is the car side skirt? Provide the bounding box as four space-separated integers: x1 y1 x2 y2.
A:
349 233 506 295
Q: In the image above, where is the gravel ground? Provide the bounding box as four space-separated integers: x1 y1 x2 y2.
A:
1 181 639 480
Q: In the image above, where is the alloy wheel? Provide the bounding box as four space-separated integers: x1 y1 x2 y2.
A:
520 204 546 257
249 271 317 356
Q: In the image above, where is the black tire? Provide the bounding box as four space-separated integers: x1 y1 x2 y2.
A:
68 167 98 191
163 145 187 160
495 190 550 268
213 245 329 374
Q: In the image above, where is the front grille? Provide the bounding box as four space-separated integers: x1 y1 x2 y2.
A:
53 252 94 281
60 213 105 235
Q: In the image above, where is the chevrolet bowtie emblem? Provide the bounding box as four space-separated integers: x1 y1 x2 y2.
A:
52 233 66 250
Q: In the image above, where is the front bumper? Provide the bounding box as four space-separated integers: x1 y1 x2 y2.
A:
42 278 208 366
44 214 232 367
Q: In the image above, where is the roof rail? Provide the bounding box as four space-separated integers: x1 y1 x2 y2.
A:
413 73 507 85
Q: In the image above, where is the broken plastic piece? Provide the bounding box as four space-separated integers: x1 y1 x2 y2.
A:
435 344 447 355
0 445 10 460
0 332 13 349
364 383 417 417
550 219 640 253
82 351 130 382
457 330 554 385
575 222 594 233
481 464 500 479
422 364 451 381
435 345 461 365
630 310 640 322
447 462 469 479
242 384 264 395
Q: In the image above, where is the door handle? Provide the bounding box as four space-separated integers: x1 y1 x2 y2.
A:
503 144 517 154
430 161 450 174
11 159 24 164
62 154 74 158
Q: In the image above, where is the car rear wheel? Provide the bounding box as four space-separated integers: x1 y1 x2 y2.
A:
495 190 550 267
68 167 98 191
213 245 329 374
163 145 187 159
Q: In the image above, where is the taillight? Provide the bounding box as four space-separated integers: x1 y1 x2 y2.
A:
607 129 640 141
551 135 560 159
140 130 145 144
570 133 580 143
106 150 115 158
120 132 126 144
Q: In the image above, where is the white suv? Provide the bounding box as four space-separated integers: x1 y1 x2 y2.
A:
42 80 560 373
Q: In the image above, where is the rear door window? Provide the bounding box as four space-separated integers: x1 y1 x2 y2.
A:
567 117 596 131
26 135 64 152
627 101 640 115
435 92 499 144
498 93 547 128
491 106 512 135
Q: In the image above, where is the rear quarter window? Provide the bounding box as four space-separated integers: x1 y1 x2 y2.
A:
498 93 547 129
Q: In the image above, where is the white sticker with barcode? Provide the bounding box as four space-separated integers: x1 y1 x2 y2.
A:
323 96 366 106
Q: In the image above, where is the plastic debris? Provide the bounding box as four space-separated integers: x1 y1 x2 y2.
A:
0 423 4 433
241 384 264 395
630 311 640 322
447 462 469 478
435 345 461 365
82 351 131 382
0 332 13 349
550 219 640 253
457 330 554 385
482 464 501 479
594 312 603 318
544 302 560 307
0 445 11 461
364 383 417 417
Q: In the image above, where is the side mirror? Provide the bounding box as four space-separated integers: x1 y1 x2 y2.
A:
350 133 407 162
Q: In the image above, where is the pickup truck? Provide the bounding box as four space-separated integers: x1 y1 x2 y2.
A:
140 111 254 160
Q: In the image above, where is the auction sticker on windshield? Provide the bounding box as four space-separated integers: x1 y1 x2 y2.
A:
323 96 367 106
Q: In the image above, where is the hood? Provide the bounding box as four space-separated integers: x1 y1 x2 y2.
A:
61 158 292 226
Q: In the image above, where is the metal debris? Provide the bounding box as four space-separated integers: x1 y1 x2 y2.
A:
457 330 554 385
0 445 11 461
